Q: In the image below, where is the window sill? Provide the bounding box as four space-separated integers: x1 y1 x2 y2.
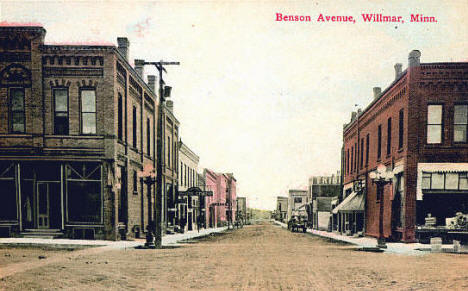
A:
130 147 139 153
398 148 404 153
133 191 138 195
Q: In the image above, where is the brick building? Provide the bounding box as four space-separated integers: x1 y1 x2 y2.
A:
203 169 237 227
177 140 199 232
343 50 468 242
0 25 176 240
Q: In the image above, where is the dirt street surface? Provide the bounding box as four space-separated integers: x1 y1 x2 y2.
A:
1 222 468 290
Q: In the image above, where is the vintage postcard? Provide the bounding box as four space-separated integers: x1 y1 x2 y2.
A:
0 0 467 290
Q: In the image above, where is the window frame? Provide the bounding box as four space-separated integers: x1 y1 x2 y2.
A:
387 117 392 156
426 104 444 144
9 87 26 133
377 124 382 160
53 87 69 135
79 88 97 135
132 106 137 148
453 104 468 143
117 93 123 141
399 109 404 149
146 117 151 155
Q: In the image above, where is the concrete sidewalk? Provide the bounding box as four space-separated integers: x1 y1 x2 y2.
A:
0 227 228 250
273 221 457 255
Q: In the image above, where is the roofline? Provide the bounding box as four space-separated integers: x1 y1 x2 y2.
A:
343 68 408 133
179 140 200 162
344 60 468 134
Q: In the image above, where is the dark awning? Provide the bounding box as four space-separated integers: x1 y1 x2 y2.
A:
332 192 365 214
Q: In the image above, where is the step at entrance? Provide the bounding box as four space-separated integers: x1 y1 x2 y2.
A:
20 229 64 239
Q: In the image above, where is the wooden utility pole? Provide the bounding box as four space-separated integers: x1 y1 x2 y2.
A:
144 60 180 248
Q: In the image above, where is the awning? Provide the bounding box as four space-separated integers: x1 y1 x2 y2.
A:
332 192 365 214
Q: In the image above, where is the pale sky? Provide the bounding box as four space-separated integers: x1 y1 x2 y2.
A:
1 0 467 210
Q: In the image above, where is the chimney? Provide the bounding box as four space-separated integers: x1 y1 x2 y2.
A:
373 87 382 99
394 63 402 79
351 111 357 121
134 59 145 77
147 75 156 92
166 100 174 112
117 37 129 60
408 50 421 68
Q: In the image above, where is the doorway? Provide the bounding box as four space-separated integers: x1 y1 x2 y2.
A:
36 182 61 229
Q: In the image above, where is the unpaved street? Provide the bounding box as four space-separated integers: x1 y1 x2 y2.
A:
1 222 468 290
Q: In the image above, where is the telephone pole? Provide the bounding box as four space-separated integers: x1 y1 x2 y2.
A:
144 60 180 248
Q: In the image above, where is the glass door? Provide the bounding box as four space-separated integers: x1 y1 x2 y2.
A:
37 183 50 229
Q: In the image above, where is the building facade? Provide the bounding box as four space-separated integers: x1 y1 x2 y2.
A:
203 169 237 227
343 50 468 242
287 190 307 221
177 140 199 232
0 26 169 240
276 196 288 222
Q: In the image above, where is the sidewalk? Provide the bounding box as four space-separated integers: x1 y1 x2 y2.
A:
273 221 455 255
0 227 228 250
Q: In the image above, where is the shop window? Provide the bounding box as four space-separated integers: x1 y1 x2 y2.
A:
0 162 16 220
460 173 468 190
445 173 459 190
427 105 443 144
431 173 445 189
80 89 96 134
10 88 25 133
422 172 468 191
54 88 69 135
422 172 431 190
66 163 101 223
454 105 467 143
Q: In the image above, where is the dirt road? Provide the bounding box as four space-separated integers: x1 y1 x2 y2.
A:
1 222 467 290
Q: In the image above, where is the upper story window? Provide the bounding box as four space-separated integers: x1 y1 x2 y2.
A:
377 124 382 160
167 136 171 168
346 149 349 175
132 106 137 148
54 88 69 135
399 109 404 149
133 170 138 194
118 93 123 141
360 138 364 169
365 134 370 166
9 88 25 133
387 117 392 155
146 118 151 155
80 89 96 134
427 104 443 144
454 105 467 143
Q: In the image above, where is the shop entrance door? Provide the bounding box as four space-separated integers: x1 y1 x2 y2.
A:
37 183 50 229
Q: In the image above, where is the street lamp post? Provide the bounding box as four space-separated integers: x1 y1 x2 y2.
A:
369 164 394 249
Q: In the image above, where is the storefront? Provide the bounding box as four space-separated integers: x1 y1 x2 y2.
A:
0 161 107 239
